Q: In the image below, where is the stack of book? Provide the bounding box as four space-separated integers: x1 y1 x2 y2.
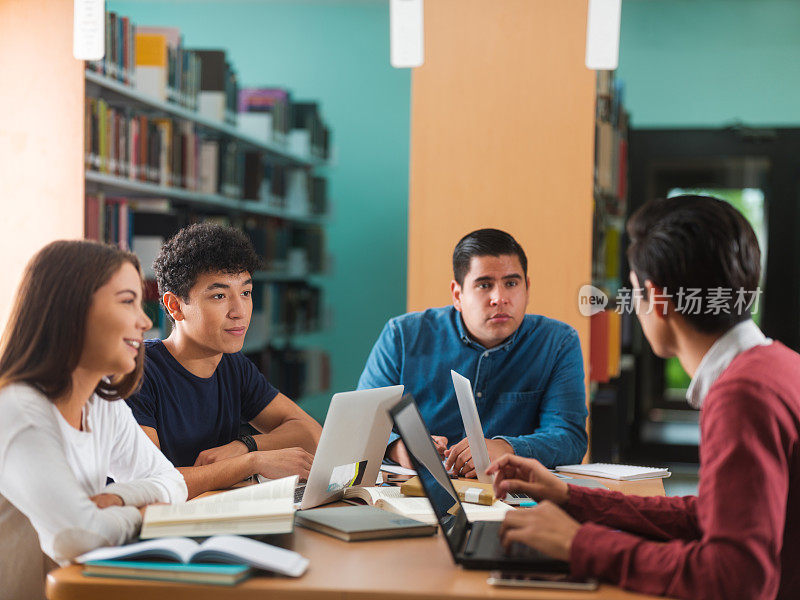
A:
193 49 239 125
135 26 202 109
76 534 308 586
238 88 293 145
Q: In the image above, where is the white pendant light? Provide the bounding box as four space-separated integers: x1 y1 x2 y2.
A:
390 0 424 68
585 0 622 70
73 0 105 60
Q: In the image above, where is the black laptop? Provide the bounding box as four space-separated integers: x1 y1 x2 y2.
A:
389 395 569 572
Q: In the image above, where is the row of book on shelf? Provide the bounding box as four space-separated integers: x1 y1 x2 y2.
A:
84 99 329 214
87 11 330 158
85 197 327 273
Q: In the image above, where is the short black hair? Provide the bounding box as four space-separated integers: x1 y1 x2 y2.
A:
452 229 528 286
154 223 262 320
626 195 761 334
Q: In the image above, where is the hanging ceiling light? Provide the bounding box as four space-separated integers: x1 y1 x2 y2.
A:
585 0 622 70
390 0 424 68
73 0 105 60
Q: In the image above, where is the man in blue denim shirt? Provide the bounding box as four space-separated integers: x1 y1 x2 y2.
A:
358 229 587 474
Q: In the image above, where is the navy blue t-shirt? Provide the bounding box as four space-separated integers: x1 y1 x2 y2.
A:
126 339 279 467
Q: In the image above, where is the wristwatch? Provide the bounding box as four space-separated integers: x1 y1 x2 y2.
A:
238 434 258 453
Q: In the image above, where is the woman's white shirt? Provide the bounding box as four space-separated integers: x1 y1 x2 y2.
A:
0 383 187 565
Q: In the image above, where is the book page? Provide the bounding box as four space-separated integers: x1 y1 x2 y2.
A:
192 475 298 504
195 535 309 577
145 498 293 525
345 485 405 504
75 537 199 564
378 497 437 524
378 497 512 523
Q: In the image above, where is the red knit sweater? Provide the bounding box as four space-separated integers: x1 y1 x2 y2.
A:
567 342 800 599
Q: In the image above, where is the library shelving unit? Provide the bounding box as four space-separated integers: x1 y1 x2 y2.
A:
588 70 632 462
83 17 332 401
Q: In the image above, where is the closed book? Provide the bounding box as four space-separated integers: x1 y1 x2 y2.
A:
295 505 436 541
83 560 251 586
135 33 169 101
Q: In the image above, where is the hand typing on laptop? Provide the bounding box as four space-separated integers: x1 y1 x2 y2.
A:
386 436 448 469
487 454 568 505
498 501 580 561
487 454 580 561
444 437 512 478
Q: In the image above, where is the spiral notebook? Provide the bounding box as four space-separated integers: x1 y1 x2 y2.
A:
555 463 671 481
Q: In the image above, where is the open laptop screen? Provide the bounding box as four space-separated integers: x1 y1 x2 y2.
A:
390 395 469 559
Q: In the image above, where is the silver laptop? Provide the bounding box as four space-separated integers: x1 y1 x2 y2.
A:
296 385 404 509
450 370 607 497
389 395 568 572
451 370 493 484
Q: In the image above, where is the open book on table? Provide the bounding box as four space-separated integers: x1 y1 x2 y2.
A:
343 486 512 525
75 534 309 577
140 476 297 539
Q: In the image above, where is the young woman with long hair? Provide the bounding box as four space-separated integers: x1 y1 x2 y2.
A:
0 240 187 598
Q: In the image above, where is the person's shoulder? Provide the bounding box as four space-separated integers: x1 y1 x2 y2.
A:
137 339 170 388
389 306 455 330
88 394 136 427
521 314 578 342
0 383 53 429
218 350 261 380
143 338 166 359
714 342 800 410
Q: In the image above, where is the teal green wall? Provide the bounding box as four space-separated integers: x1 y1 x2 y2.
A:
111 0 410 421
618 0 800 128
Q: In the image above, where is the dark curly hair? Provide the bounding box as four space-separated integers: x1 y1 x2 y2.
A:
154 223 262 321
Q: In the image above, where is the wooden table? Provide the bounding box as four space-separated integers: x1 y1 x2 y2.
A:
46 476 665 600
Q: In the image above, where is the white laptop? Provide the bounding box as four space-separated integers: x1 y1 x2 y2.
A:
450 370 493 484
294 385 404 509
450 370 607 497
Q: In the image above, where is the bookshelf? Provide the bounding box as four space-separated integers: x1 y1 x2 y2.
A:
588 70 629 386
83 12 333 401
587 70 632 463
85 71 323 168
85 170 327 225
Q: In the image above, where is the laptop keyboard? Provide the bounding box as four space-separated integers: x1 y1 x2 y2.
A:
464 521 542 559
294 485 306 504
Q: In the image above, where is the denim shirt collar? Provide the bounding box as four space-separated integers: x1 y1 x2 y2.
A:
453 308 521 354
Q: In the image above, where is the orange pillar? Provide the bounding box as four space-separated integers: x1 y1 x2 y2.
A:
0 0 84 329
408 0 595 377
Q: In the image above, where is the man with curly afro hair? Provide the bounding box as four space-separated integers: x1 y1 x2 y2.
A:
126 223 321 499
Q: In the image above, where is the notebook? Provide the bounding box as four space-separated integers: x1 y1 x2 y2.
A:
555 463 671 481
295 505 436 541
75 534 309 577
82 561 251 586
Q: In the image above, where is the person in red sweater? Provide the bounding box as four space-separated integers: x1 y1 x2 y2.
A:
488 194 800 600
